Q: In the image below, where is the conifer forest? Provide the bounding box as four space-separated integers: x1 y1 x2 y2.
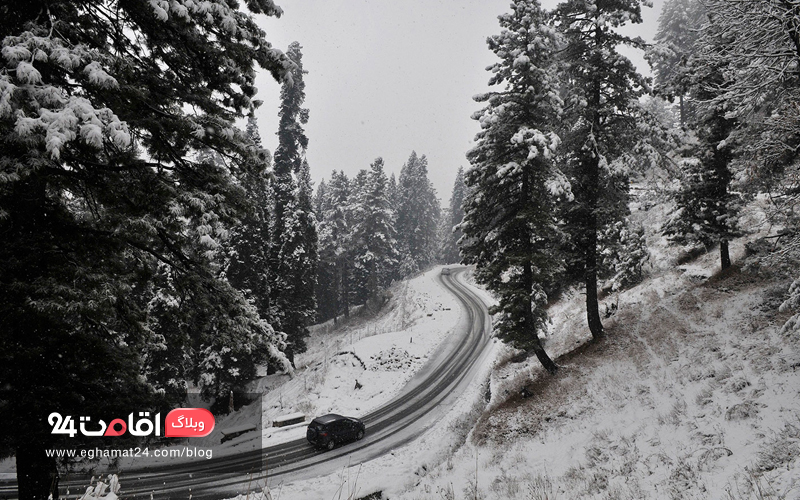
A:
2 0 800 499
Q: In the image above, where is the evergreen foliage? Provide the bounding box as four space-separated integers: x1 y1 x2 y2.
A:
661 6 740 270
269 42 317 364
0 1 291 497
645 0 705 126
226 116 275 327
395 151 441 274
315 170 352 322
701 0 800 210
351 158 399 308
462 0 564 374
553 0 650 338
442 166 467 264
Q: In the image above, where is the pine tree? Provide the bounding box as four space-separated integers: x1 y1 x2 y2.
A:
554 0 650 339
699 0 800 213
387 172 399 214
462 0 564 374
314 179 339 322
349 168 371 304
0 1 290 497
662 16 740 270
316 171 352 321
270 41 316 365
274 159 318 357
332 171 353 319
645 0 705 127
395 152 441 274
226 116 274 326
351 158 399 308
442 166 467 263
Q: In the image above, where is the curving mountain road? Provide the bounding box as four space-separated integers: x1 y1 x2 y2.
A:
1 268 492 500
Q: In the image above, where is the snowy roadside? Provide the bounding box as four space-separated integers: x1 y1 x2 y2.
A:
110 266 465 471
247 273 502 499
251 266 464 447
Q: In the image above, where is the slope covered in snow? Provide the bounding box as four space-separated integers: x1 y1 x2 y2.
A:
381 194 800 500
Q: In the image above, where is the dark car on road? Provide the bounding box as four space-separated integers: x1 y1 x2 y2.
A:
306 414 365 450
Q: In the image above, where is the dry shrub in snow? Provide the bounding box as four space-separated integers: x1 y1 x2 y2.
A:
725 401 760 421
757 422 800 472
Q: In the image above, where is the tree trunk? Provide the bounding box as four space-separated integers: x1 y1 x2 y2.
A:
285 345 296 368
16 445 59 500
720 238 731 270
585 51 605 340
679 94 685 129
530 342 558 375
585 218 604 339
523 262 558 374
585 269 604 338
341 260 349 319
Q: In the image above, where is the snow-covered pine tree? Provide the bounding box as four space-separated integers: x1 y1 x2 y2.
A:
701 0 800 220
226 115 275 326
645 0 705 127
662 11 740 270
461 0 564 374
395 151 441 274
314 178 329 218
553 0 650 339
349 168 371 305
351 158 399 309
273 159 318 360
388 172 399 215
442 166 467 263
315 171 353 322
270 41 317 365
0 1 291 497
314 178 339 322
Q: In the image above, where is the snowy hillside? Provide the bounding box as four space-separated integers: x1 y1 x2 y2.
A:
379 199 800 500
262 193 800 500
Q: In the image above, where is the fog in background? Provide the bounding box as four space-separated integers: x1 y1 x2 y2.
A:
254 0 665 199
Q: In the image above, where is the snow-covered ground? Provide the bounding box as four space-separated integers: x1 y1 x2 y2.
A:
45 266 469 473
240 189 800 500
112 267 463 472
370 193 800 500
15 189 796 500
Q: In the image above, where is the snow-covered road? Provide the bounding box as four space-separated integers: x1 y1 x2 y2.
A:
0 267 493 500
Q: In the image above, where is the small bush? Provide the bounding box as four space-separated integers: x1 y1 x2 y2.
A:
758 423 800 472
725 401 759 421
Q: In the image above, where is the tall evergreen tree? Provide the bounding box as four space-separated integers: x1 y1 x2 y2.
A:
349 168 371 304
554 0 650 339
226 116 274 325
316 171 352 321
270 41 315 365
645 0 705 127
314 179 339 322
0 1 291 497
274 159 318 356
699 0 800 210
351 158 399 308
395 151 441 274
662 9 740 270
387 172 399 214
462 0 563 374
442 166 467 263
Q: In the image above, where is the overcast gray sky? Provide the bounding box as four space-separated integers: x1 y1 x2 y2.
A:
253 0 665 201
